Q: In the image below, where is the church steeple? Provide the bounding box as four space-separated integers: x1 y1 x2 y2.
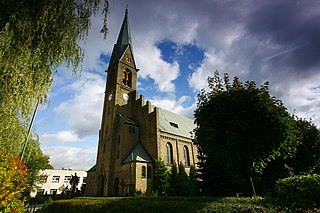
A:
105 8 137 97
115 8 132 58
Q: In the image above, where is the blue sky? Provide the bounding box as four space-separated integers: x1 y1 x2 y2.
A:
34 0 320 170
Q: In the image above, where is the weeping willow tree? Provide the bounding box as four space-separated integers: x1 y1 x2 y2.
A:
0 0 109 154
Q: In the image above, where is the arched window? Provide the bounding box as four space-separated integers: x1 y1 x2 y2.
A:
166 142 173 165
142 166 146 178
147 166 152 179
122 69 132 87
183 146 190 166
127 70 132 87
122 71 127 85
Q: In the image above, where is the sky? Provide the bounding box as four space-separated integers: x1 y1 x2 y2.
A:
35 0 320 170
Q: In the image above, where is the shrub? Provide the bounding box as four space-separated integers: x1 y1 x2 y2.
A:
274 174 320 208
0 149 29 212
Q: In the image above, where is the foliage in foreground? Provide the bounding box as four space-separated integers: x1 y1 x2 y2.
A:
153 159 199 196
0 149 29 213
40 196 317 213
1 1 108 208
274 174 320 208
152 159 169 195
194 71 300 196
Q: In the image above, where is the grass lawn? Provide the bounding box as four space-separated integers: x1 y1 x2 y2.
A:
38 196 317 213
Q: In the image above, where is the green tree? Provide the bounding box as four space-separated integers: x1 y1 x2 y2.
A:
23 135 53 193
168 162 178 195
1 1 109 204
176 163 191 196
0 0 109 154
287 118 320 174
258 118 320 195
189 165 198 195
153 159 169 196
194 71 300 196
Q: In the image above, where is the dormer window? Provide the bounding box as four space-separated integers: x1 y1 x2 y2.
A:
122 69 132 87
169 122 178 128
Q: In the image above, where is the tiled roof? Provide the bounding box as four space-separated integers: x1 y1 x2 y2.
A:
122 143 152 164
158 108 195 139
115 9 132 58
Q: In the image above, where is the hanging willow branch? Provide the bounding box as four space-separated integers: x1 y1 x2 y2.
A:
0 0 109 153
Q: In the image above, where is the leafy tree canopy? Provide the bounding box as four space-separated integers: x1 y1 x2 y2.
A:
0 0 109 153
0 0 109 202
287 118 320 174
194 71 300 196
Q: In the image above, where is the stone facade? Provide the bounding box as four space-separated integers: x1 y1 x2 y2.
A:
85 10 197 197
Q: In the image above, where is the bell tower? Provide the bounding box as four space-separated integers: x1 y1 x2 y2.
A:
95 9 138 196
105 8 138 109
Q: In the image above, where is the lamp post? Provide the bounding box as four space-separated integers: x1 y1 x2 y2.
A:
20 100 39 161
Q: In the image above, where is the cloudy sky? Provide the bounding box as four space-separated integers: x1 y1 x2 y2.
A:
35 0 320 170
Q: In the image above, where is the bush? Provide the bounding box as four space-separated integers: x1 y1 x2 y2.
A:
0 149 29 212
274 174 320 208
40 197 288 213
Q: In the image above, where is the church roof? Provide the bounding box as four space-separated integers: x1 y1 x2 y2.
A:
158 108 195 139
115 9 132 58
122 143 153 164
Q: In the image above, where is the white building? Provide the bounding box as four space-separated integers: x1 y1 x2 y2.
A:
31 169 87 196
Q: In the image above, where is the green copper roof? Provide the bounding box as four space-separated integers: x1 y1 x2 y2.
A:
115 9 132 58
122 143 152 164
158 108 195 139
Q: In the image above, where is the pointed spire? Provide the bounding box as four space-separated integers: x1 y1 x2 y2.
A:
115 8 132 58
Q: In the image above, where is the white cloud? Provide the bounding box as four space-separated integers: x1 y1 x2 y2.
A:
278 73 320 127
43 146 97 170
54 72 105 138
188 51 227 91
40 130 81 143
150 95 195 119
136 45 180 93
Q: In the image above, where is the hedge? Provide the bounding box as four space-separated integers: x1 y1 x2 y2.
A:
274 174 320 208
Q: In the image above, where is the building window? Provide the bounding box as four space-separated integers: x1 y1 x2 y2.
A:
64 176 71 183
183 146 190 166
50 189 57 195
122 69 132 87
147 166 152 179
166 142 173 165
117 150 119 159
83 177 87 184
118 135 120 145
52 176 60 183
142 166 146 178
133 127 135 133
169 122 179 128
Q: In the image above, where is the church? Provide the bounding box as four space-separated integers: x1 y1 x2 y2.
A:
85 10 198 196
